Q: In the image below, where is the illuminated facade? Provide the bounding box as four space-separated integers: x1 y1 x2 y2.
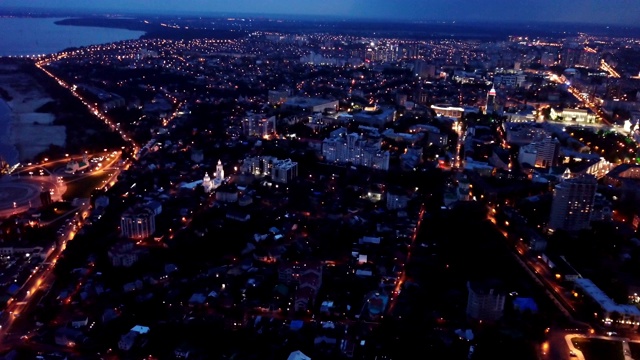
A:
431 105 464 119
322 128 389 171
548 174 597 232
242 156 298 183
242 113 276 138
484 85 497 114
120 207 156 239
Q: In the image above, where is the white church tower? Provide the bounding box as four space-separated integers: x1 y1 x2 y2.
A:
213 159 224 189
202 172 213 193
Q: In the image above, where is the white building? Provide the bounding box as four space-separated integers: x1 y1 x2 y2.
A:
551 108 597 123
202 172 213 193
431 105 464 119
574 278 640 326
120 207 156 239
322 128 389 170
213 159 224 189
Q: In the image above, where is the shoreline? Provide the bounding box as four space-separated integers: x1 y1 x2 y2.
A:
0 99 19 167
0 63 66 164
0 17 145 57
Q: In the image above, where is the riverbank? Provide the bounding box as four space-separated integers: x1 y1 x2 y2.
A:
0 62 65 163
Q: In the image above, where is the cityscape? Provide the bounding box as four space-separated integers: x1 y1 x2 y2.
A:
0 1 640 359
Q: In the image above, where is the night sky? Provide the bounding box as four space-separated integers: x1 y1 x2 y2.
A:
2 0 639 25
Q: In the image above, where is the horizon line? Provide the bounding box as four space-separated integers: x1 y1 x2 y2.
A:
1 6 639 29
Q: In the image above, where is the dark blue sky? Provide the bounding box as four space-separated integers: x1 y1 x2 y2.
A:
3 0 639 25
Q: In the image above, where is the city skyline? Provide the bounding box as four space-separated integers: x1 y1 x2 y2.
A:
2 0 640 26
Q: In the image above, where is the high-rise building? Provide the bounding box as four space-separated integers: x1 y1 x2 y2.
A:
466 280 505 322
548 174 597 233
242 114 276 138
484 85 497 114
534 136 560 168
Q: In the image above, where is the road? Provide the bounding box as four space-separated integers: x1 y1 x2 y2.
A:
548 73 610 126
0 201 88 351
387 204 425 315
35 61 140 157
0 154 124 351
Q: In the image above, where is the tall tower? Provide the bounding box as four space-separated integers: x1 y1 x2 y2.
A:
213 160 224 189
485 85 497 114
215 159 224 180
548 174 597 233
202 172 212 193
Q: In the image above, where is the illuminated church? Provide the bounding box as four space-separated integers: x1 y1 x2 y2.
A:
203 160 225 193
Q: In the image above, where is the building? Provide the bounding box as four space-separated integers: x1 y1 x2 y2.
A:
322 128 390 171
120 207 156 239
551 108 597 123
279 262 323 312
215 184 239 203
466 280 506 322
503 122 550 146
202 172 213 193
534 136 560 168
213 159 225 189
288 351 312 360
243 156 277 177
352 106 396 128
431 105 464 119
493 72 526 88
242 156 298 183
283 97 338 113
271 159 298 184
484 86 497 114
242 113 276 138
108 241 140 267
414 60 436 78
387 192 409 210
574 278 640 326
268 89 289 105
548 174 597 233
